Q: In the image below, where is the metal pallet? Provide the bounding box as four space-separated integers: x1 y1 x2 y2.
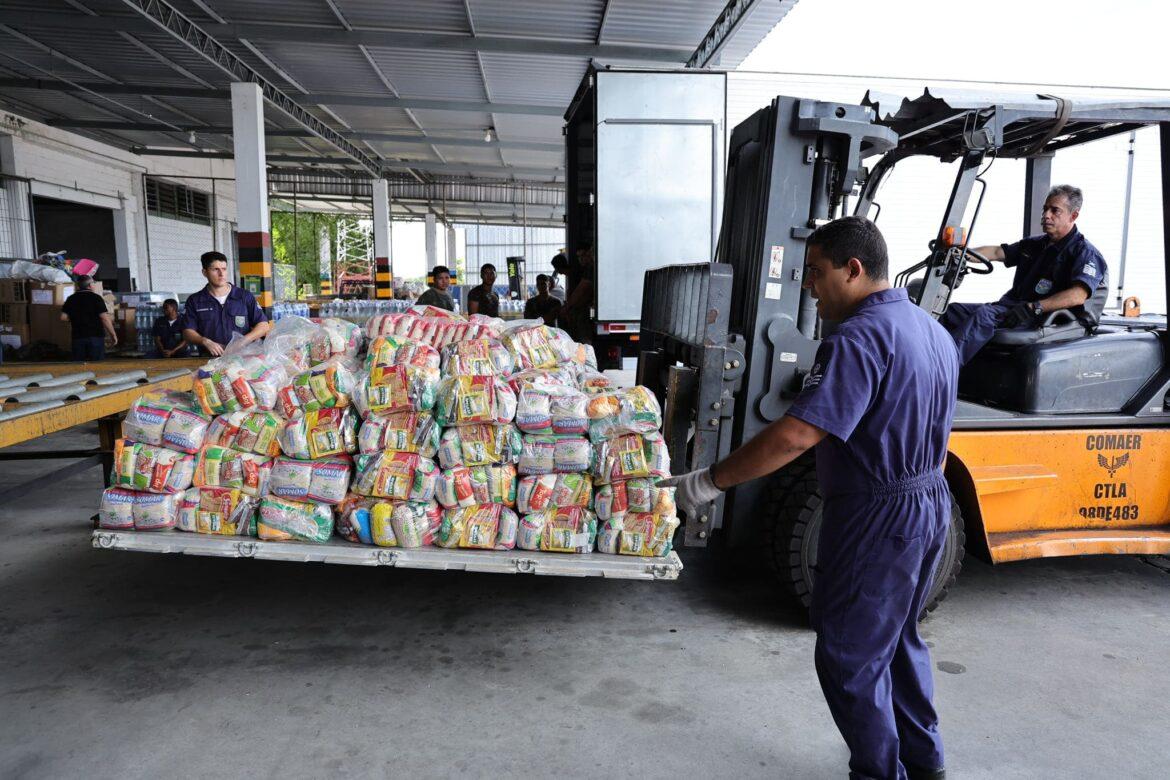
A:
92 530 683 581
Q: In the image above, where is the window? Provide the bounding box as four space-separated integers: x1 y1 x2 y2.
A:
146 179 211 225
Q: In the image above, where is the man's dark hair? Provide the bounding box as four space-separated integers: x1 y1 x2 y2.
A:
76 274 93 290
163 298 179 309
480 263 495 273
806 216 888 281
535 273 550 285
550 252 568 271
432 265 451 278
200 251 228 269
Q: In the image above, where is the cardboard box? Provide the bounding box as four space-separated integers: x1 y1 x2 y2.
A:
29 304 73 351
0 279 28 303
28 281 75 306
0 322 31 349
0 302 29 325
114 306 137 347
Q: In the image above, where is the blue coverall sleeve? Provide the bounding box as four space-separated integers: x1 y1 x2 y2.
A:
1071 250 1107 293
246 292 268 326
180 298 197 332
786 335 882 442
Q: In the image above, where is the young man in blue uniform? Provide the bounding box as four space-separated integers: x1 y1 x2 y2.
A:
664 217 958 780
181 251 270 356
939 184 1107 364
151 298 189 357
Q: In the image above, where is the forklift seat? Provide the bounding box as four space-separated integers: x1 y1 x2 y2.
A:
987 273 1110 347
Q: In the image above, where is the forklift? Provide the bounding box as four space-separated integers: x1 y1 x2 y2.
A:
638 90 1170 615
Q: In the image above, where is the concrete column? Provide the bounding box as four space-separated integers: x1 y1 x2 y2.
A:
372 178 392 300
446 224 457 274
317 222 332 297
230 82 273 309
112 201 136 291
424 212 437 272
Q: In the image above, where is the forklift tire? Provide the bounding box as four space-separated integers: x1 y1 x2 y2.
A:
763 461 965 621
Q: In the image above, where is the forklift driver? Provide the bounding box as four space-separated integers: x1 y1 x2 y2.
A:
663 217 958 780
939 184 1107 364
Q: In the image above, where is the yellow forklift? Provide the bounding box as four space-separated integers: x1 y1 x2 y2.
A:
637 90 1170 614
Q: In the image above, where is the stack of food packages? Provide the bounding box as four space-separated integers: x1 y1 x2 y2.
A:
97 309 680 559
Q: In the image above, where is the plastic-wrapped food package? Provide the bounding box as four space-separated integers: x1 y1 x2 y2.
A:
505 365 578 395
440 338 514 377
434 375 517 427
371 499 441 547
279 406 359 460
194 354 288 416
515 384 589 435
410 304 464 319
500 323 577 370
334 493 375 544
468 313 505 332
365 335 441 373
269 455 353 505
311 317 363 362
365 312 497 350
123 390 211 454
437 504 519 550
437 423 522 469
353 364 440 418
261 315 318 374
193 445 272 497
516 506 597 554
516 472 593 514
357 412 440 457
586 385 663 439
591 432 670 485
576 370 616 396
274 356 357 419
177 487 258 536
570 342 598 371
98 488 183 531
205 410 283 457
435 464 518 508
593 478 676 521
352 451 438 502
257 496 334 543
597 512 680 557
518 434 592 475
110 439 196 493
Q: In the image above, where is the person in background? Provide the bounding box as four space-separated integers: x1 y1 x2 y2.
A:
152 298 188 358
524 273 562 326
559 241 595 343
181 251 269 357
415 265 456 311
61 274 116 361
466 263 500 317
549 252 568 302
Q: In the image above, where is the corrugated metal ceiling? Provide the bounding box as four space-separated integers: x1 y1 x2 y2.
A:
0 0 796 190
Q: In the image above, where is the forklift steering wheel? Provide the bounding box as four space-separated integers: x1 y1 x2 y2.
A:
962 247 994 274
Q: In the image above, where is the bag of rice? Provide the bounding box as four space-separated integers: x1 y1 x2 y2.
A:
590 432 670 485
98 488 183 531
593 478 676 521
516 472 593 514
515 384 589 435
193 445 272 497
434 375 517 427
357 412 440 457
436 423 522 469
110 439 196 493
257 495 334 543
516 506 597 554
371 499 441 548
177 487 258 535
123 390 211 454
437 504 519 550
586 385 663 439
353 364 440 418
597 512 680 557
205 410 284 458
274 356 357 419
365 335 441 373
278 406 359 460
435 464 518 508
352 451 438 502
518 434 592 475
440 338 514 377
269 455 353 505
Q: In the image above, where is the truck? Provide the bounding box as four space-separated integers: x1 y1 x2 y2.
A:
638 89 1170 615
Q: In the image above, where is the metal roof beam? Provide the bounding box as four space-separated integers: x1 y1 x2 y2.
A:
0 77 563 115
114 0 381 176
687 0 767 68
0 11 692 62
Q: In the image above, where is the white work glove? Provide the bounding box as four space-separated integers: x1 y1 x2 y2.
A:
658 467 723 519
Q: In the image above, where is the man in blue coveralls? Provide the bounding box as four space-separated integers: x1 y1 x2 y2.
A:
663 217 958 780
181 251 270 356
939 184 1107 364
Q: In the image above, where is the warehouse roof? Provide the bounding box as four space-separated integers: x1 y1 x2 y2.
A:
0 0 797 189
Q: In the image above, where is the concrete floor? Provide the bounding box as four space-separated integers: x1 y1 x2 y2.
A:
2 426 1169 779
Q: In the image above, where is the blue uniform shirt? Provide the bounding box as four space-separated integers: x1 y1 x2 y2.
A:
181 285 266 350
152 315 186 351
999 226 1107 323
787 287 959 497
